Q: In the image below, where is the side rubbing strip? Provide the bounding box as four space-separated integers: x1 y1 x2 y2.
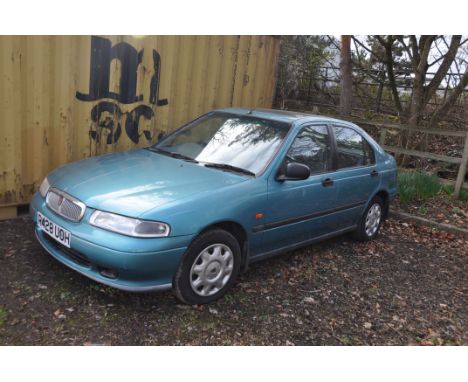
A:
252 201 366 232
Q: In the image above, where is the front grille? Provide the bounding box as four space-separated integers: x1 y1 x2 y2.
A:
46 188 85 222
60 198 82 219
42 233 91 267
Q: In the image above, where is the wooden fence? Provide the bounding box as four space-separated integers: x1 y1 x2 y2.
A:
349 118 468 198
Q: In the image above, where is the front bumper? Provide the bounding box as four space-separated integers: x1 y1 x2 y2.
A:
31 193 195 292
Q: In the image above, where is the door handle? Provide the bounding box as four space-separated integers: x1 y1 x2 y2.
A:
322 178 334 187
370 170 379 177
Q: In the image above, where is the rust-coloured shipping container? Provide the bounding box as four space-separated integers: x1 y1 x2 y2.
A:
0 35 280 218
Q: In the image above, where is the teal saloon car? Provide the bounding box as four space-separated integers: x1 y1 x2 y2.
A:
31 108 397 304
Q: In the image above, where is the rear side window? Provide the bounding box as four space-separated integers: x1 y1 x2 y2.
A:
334 126 375 169
286 125 331 174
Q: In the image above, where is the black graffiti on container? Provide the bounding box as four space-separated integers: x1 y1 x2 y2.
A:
76 36 168 144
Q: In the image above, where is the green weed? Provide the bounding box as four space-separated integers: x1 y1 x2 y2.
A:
0 306 7 327
398 171 442 202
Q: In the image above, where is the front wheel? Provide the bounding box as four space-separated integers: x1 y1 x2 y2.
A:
173 229 241 304
353 196 384 241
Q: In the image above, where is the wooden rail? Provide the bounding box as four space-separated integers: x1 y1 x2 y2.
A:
351 118 468 198
350 118 467 137
382 146 463 164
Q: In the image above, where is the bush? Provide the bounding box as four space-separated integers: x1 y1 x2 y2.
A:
398 171 442 202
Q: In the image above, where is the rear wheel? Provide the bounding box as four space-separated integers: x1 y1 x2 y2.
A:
173 229 241 304
353 196 384 241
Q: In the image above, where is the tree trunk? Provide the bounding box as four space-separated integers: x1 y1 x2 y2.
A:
408 36 434 127
375 69 386 113
401 36 435 166
306 76 312 106
381 37 403 115
340 35 352 116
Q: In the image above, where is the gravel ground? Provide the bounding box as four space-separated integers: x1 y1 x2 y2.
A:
0 216 466 345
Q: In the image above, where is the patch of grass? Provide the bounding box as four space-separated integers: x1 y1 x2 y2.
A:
398 171 442 203
366 286 379 296
204 321 216 330
441 184 468 203
339 335 361 345
59 290 73 300
452 207 462 216
418 206 428 215
0 306 7 327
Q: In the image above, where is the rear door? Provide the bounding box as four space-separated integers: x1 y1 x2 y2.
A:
330 124 380 228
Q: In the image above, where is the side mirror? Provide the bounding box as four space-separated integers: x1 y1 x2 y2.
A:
276 162 310 181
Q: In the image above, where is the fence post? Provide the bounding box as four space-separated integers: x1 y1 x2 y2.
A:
379 128 387 146
454 131 468 198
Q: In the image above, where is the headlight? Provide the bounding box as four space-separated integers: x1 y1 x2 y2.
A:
89 210 170 238
39 177 50 198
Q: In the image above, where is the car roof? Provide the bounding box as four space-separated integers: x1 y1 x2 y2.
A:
214 107 352 125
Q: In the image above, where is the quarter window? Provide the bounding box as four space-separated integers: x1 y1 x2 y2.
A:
286 125 331 174
334 126 375 169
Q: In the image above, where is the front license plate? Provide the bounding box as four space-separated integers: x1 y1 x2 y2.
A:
37 212 71 248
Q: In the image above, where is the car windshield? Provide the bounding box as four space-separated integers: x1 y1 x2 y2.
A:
151 112 291 175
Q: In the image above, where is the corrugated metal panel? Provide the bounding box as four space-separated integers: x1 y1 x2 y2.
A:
0 35 280 211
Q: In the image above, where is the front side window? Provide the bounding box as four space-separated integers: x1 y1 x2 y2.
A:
286 125 331 174
334 126 375 169
153 113 291 175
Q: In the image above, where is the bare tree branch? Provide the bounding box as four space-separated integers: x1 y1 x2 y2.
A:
427 54 448 68
423 35 462 104
396 36 413 61
429 68 468 126
351 36 382 60
352 59 386 84
428 37 449 68
326 35 341 51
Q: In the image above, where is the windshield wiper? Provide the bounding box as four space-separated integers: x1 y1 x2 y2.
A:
203 162 255 177
146 147 198 163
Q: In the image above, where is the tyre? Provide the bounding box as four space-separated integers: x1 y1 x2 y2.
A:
353 196 384 242
173 229 241 304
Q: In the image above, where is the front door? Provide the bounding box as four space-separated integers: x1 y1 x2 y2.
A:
259 124 339 254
